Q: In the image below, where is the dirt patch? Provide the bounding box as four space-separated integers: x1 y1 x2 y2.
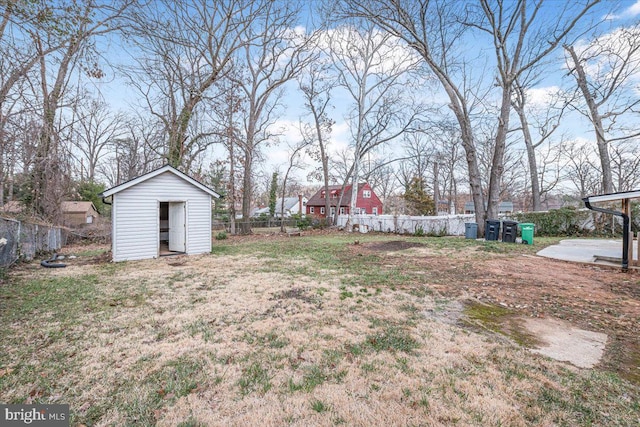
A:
363 240 427 252
55 242 112 265
353 242 640 382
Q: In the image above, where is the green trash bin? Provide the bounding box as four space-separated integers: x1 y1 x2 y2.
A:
519 223 535 245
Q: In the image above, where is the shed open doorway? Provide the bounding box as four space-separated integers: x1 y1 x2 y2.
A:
159 201 186 256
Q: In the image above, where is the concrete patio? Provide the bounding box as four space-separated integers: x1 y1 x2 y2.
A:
537 238 639 267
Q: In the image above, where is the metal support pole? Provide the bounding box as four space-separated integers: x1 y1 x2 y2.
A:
583 198 630 271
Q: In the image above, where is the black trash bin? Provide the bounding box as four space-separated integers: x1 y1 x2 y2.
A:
485 219 500 241
502 220 518 243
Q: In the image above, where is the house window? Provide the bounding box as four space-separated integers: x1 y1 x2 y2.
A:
320 207 325 214
320 191 325 198
363 190 371 198
309 207 315 214
373 207 378 215
330 207 335 216
340 207 345 215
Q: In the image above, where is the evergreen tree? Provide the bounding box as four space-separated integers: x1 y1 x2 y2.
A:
268 172 278 217
77 181 107 215
403 177 435 215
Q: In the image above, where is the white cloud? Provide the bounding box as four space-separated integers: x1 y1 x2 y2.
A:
314 26 421 78
566 26 640 83
525 86 562 108
259 118 354 184
627 0 640 16
603 0 640 20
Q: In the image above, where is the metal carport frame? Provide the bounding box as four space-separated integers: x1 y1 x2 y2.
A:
583 189 640 271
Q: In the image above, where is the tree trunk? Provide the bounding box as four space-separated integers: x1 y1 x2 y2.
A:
228 131 236 235
486 84 513 222
348 159 360 229
433 161 439 215
322 154 331 225
240 147 253 235
565 45 613 193
452 104 485 232
514 103 542 211
427 65 485 231
32 41 74 222
279 170 291 233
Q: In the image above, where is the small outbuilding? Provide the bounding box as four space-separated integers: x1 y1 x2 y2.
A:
61 201 100 227
100 165 221 262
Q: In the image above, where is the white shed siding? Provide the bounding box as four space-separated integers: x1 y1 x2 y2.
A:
112 171 212 262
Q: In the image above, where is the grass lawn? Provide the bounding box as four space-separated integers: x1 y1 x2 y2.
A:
0 233 638 426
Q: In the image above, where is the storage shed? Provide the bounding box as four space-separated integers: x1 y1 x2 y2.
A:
61 201 100 227
100 165 221 262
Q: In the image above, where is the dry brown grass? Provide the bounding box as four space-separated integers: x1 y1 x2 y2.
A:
1 233 638 426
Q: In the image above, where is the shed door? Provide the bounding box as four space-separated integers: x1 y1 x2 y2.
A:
169 202 186 252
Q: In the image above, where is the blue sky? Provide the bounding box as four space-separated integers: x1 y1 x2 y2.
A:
85 0 640 192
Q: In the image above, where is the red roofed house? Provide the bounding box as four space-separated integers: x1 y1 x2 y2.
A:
306 183 383 219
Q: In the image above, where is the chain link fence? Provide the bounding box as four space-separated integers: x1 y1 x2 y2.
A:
0 217 67 268
212 218 300 231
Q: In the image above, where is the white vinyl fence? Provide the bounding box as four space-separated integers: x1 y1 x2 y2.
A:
336 214 478 235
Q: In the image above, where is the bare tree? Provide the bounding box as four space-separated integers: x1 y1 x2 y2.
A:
610 140 640 192
430 124 465 214
396 132 434 194
0 1 69 204
564 22 640 193
468 0 600 218
0 1 130 217
562 141 601 198
362 158 397 211
202 71 246 234
298 62 335 223
67 98 126 182
231 2 316 234
337 0 600 232
35 1 133 220
278 137 312 232
532 139 563 209
127 0 266 170
325 24 424 228
512 82 568 210
99 114 164 186
329 147 354 185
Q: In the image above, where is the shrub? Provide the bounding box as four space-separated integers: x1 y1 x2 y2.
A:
311 218 331 229
513 207 618 237
292 214 311 230
215 231 228 240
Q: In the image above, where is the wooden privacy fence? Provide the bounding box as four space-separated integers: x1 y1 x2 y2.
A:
0 217 67 268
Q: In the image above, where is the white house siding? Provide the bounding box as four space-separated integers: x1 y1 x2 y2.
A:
112 171 211 262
